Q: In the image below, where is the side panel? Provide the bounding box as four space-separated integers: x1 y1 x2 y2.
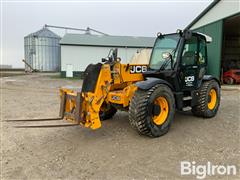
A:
108 85 138 107
193 20 223 79
113 63 146 84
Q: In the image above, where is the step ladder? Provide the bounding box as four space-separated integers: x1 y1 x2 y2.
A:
182 96 192 111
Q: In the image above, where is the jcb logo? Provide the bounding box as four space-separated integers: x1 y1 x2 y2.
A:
130 65 147 74
112 95 121 101
185 76 195 82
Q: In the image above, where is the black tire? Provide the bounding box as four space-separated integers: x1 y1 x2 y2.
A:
224 77 234 85
99 103 117 121
192 80 220 118
129 84 175 137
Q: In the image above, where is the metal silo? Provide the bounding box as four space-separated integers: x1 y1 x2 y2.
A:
24 27 61 72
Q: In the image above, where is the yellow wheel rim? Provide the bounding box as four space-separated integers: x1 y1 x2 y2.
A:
208 89 217 110
153 96 169 125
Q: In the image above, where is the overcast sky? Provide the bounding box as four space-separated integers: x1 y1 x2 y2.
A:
1 0 212 68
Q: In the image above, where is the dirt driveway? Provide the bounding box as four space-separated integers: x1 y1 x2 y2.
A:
1 73 240 179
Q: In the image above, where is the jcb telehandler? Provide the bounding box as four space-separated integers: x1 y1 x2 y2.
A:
15 30 221 138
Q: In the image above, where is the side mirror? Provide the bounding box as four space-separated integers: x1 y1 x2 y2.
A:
162 52 171 59
183 29 192 39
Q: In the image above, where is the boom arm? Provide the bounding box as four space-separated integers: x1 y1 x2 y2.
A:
60 62 146 129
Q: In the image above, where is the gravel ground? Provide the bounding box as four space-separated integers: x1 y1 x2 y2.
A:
1 73 240 179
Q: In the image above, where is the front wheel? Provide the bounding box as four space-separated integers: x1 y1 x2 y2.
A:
192 80 220 118
129 84 175 138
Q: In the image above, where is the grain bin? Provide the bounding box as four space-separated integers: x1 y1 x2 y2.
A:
24 27 61 72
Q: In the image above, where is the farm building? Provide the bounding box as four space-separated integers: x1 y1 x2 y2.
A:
60 34 155 77
187 0 240 81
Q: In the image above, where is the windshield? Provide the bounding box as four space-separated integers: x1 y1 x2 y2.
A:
149 34 180 70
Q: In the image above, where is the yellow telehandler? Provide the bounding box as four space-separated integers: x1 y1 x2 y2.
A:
14 30 221 137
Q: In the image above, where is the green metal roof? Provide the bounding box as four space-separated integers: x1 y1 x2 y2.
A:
60 33 155 48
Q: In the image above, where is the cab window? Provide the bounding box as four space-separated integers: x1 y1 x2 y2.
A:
181 36 197 66
198 37 207 65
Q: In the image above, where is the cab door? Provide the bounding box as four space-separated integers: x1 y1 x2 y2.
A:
178 35 207 90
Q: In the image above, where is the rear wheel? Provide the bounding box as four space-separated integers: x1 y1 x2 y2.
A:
99 103 117 121
192 80 220 118
224 77 234 85
129 84 175 137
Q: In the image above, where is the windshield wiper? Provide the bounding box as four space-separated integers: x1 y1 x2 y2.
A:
159 58 170 71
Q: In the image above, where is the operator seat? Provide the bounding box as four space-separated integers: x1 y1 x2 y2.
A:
182 51 196 66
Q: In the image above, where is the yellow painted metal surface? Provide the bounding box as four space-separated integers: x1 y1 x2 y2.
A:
208 88 217 110
113 62 146 83
60 63 146 130
153 96 169 125
108 84 138 107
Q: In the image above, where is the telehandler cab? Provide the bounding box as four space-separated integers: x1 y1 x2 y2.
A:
14 30 221 138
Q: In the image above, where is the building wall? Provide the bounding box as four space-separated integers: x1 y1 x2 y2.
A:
193 20 223 79
61 45 149 77
191 0 240 29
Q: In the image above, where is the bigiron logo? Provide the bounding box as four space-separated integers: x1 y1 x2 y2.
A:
130 65 147 74
180 161 237 179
